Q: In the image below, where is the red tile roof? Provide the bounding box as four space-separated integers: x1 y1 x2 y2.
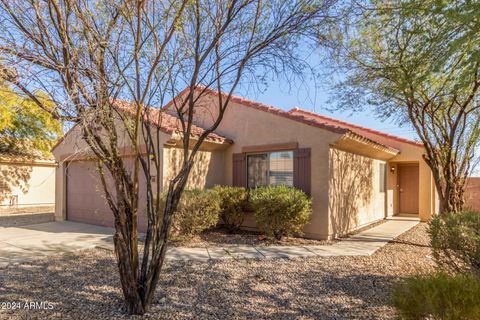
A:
163 86 422 149
113 99 231 144
188 87 419 149
196 87 351 134
288 108 423 148
51 99 231 152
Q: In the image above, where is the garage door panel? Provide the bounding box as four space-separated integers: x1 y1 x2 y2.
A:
66 159 147 231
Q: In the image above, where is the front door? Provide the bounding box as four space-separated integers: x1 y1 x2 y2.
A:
398 164 419 214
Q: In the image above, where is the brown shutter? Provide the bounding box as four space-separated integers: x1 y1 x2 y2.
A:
293 148 311 195
232 153 246 187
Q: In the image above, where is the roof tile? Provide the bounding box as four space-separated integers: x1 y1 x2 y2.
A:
164 86 422 150
113 99 231 144
288 108 423 148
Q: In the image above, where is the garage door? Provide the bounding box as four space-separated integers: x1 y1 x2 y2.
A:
66 160 148 231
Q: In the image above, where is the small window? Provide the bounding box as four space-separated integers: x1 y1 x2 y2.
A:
247 151 294 188
379 163 386 192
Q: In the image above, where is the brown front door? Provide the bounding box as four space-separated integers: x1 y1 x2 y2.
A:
398 164 419 214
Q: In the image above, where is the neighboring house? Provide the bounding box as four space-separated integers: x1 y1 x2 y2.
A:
0 152 56 213
465 178 480 211
52 88 440 239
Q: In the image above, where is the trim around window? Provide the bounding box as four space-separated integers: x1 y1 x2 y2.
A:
247 150 294 188
241 142 298 154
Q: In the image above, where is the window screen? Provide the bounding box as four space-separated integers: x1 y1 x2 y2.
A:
247 151 294 188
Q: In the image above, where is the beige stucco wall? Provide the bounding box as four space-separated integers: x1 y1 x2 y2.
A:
0 161 56 210
328 148 386 236
186 96 343 239
384 143 437 221
52 118 170 221
345 126 438 220
187 94 438 237
52 93 439 239
163 147 225 189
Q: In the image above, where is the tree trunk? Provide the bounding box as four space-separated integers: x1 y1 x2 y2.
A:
139 164 193 307
114 232 145 315
439 178 465 214
110 195 144 315
424 155 466 215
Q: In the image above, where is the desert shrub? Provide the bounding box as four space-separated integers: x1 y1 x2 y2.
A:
392 272 480 320
172 188 221 237
429 210 480 275
213 185 248 232
250 186 312 240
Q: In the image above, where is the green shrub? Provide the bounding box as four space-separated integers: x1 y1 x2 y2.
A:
429 211 480 275
172 188 221 237
250 186 312 240
213 185 248 232
392 272 480 320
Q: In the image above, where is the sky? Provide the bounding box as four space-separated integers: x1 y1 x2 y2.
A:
234 72 480 177
232 45 421 143
237 79 420 142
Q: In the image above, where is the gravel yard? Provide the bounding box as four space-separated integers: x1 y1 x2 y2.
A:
170 219 387 248
0 223 436 320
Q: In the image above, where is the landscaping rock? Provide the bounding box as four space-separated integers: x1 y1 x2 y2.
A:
0 223 436 320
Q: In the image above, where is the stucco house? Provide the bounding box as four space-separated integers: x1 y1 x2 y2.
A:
52 88 439 239
0 152 56 214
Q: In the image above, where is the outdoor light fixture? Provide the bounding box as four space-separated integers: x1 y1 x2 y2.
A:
390 166 395 174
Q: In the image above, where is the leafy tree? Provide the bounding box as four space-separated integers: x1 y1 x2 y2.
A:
0 0 337 314
334 0 480 213
0 82 61 156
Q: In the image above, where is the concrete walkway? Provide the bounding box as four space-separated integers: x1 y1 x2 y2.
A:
0 219 418 266
166 219 419 261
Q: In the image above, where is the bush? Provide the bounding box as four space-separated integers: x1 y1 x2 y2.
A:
213 185 248 232
250 186 312 240
392 272 480 320
429 210 480 275
158 189 221 238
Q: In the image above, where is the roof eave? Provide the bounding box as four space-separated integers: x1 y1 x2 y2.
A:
170 132 233 146
333 131 400 160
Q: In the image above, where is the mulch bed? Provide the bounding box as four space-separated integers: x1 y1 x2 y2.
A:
169 226 336 248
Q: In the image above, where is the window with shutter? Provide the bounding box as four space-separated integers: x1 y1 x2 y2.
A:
232 153 246 187
293 148 311 195
246 151 294 188
235 147 311 195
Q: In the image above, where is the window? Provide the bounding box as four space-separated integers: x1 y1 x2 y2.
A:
247 151 294 188
379 163 386 192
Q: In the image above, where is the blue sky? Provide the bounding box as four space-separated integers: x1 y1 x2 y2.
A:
238 82 480 177
237 80 420 142
233 45 421 142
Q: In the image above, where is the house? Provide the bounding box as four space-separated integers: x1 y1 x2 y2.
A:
52 88 439 239
465 178 480 211
0 151 56 214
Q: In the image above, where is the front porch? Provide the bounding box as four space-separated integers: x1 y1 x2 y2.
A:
386 160 438 221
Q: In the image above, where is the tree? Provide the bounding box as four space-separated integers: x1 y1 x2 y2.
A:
0 81 61 156
0 0 336 314
333 0 480 213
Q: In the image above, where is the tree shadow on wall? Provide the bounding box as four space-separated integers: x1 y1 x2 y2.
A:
0 157 33 208
167 148 211 188
328 149 374 236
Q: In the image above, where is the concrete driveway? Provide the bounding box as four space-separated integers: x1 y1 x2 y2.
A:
0 219 420 267
0 221 114 267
